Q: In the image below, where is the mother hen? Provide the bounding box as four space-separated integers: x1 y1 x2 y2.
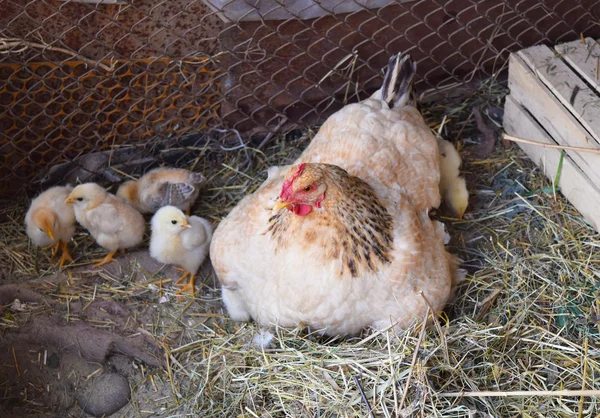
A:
210 53 462 336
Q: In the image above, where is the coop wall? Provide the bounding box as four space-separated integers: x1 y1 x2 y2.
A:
1 0 600 196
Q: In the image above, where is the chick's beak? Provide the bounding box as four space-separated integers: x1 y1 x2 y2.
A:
44 228 54 241
273 198 292 212
64 195 75 204
180 219 192 229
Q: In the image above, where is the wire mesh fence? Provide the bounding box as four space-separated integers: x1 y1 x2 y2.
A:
1 0 599 196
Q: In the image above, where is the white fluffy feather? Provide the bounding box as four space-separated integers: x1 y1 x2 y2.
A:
150 206 213 274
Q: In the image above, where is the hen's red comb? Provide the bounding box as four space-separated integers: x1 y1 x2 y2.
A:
280 163 306 200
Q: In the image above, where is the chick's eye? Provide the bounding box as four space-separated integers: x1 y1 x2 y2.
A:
76 197 83 202
303 186 312 192
171 220 177 225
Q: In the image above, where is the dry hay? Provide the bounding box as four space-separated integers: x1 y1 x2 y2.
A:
0 79 599 417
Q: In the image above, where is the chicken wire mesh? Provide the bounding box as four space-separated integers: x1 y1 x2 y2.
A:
1 0 599 196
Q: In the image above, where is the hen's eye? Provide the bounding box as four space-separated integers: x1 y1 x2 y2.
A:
76 197 83 202
171 220 177 225
304 186 312 192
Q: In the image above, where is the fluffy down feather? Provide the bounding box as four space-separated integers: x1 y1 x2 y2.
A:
150 206 213 296
25 186 76 268
210 53 460 336
437 137 468 219
117 168 206 214
66 183 145 267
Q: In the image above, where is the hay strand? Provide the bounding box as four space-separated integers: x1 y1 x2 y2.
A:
440 389 600 398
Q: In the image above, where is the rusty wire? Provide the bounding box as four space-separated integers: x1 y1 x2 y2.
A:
0 0 599 196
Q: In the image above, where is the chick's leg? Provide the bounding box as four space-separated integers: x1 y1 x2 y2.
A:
57 241 74 269
174 270 189 285
175 270 195 299
93 250 118 268
44 241 61 259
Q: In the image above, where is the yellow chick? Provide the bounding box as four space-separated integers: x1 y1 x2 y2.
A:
150 206 213 297
65 183 145 267
25 186 76 269
116 168 206 215
437 137 469 219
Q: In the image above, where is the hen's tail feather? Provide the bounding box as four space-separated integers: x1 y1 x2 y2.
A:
381 53 417 108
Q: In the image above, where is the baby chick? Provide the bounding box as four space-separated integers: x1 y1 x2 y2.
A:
117 168 206 215
65 183 145 267
437 137 469 219
25 186 76 269
150 206 213 297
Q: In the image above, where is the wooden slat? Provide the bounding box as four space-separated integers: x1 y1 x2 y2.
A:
518 44 600 145
508 52 600 186
504 95 600 231
508 52 600 188
555 38 600 94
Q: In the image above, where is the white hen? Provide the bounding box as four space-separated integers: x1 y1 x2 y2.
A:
211 53 462 336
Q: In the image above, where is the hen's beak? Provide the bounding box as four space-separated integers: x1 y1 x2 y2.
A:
180 219 192 229
273 199 292 212
44 228 54 241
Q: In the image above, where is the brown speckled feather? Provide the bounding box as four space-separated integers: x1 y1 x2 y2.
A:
267 165 394 278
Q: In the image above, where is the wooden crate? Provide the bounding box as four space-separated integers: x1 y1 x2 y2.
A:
505 38 600 231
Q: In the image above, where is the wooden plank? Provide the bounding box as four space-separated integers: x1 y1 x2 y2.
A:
555 38 600 94
517 44 600 146
504 95 600 231
508 52 600 188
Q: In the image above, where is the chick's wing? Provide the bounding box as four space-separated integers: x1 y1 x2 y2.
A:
86 203 124 234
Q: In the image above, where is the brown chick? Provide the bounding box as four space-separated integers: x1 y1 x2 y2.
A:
116 168 206 215
65 183 145 267
210 53 461 336
25 186 76 269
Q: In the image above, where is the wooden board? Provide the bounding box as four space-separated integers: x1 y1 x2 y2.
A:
504 95 600 231
555 37 600 94
517 44 600 146
508 51 600 188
